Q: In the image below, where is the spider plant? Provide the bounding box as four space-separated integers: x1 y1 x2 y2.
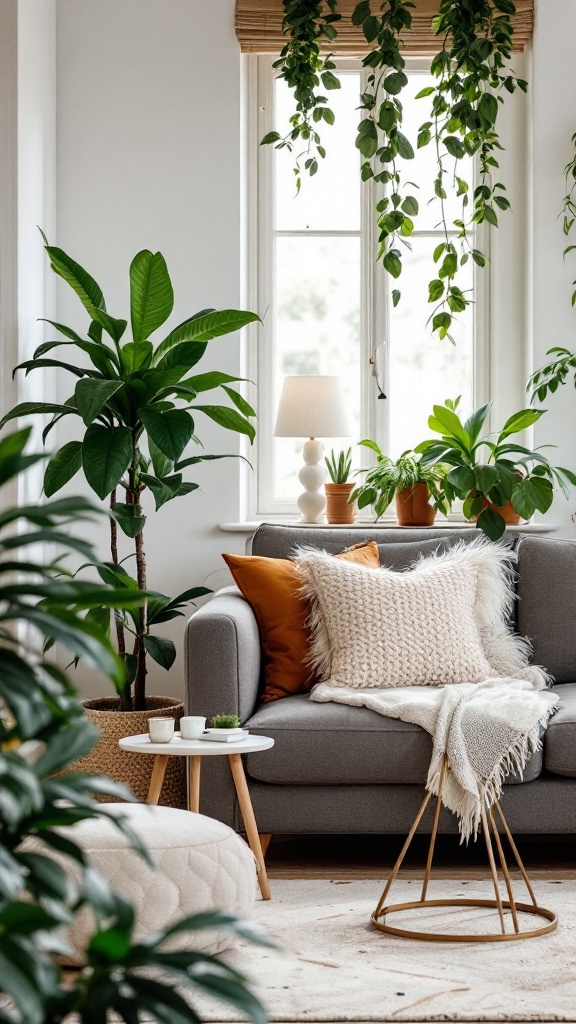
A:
350 442 448 519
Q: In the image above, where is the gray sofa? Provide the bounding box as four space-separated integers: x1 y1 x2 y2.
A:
185 524 576 836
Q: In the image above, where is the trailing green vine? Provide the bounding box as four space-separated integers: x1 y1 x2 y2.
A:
529 132 576 404
353 1 417 299
262 0 527 338
260 1 342 193
560 131 576 307
419 0 527 339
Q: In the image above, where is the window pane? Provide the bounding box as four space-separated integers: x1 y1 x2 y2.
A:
388 236 474 457
275 72 361 232
273 235 361 501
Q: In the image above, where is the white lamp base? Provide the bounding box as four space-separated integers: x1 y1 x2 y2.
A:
297 438 326 523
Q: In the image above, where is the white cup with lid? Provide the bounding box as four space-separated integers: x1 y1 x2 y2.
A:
180 716 206 740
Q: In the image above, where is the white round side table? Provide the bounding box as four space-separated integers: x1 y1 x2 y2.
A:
119 732 274 899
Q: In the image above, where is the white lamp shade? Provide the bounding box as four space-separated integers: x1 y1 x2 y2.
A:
274 375 352 438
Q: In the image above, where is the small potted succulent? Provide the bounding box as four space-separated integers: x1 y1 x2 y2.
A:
324 447 355 524
415 398 576 540
350 441 448 526
205 714 245 742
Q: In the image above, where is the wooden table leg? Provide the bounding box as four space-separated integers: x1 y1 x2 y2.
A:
147 754 169 805
228 753 271 900
188 755 202 813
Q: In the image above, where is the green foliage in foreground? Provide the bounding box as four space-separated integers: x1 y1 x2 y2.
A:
0 428 270 1024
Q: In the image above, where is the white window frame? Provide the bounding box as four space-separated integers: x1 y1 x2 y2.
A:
245 54 492 520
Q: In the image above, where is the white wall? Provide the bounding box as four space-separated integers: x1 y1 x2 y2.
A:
531 0 576 534
54 0 250 699
10 0 576 700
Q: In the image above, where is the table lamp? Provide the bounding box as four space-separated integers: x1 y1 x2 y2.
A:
274 375 351 523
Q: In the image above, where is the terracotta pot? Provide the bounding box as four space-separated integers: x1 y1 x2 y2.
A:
325 482 356 524
395 483 437 527
76 695 186 808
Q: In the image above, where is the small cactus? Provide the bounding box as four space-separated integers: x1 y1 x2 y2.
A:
210 713 241 729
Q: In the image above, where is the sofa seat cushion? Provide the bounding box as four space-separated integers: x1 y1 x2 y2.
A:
545 683 576 778
245 694 542 785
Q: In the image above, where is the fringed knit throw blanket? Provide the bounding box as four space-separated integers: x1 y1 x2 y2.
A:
298 540 559 841
311 678 558 840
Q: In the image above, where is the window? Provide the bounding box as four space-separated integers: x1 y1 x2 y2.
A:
249 56 488 517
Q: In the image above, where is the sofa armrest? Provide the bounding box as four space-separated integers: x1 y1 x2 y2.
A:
184 589 261 829
184 587 261 724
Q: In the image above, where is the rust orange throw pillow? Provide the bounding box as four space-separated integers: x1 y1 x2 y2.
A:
222 542 380 702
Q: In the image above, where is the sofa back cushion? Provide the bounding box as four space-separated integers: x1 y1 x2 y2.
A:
517 536 576 683
249 524 514 569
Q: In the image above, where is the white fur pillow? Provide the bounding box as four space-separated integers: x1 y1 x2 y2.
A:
295 539 549 690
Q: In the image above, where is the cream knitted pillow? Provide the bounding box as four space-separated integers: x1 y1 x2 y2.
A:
296 539 548 689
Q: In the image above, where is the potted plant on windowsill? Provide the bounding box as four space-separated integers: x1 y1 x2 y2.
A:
415 398 576 540
349 442 448 526
1 237 260 802
324 447 355 524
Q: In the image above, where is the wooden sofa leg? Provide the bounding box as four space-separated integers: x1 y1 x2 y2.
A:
259 834 272 858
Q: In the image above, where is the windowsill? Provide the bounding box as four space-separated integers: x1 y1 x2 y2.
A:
219 519 558 534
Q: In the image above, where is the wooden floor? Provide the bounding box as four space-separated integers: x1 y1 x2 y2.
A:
264 833 576 880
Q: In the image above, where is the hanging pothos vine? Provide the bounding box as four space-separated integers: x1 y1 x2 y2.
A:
261 0 528 340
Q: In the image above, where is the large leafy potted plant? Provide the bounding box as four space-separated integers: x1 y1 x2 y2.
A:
0 427 269 1024
350 442 448 526
1 237 260 800
415 398 576 540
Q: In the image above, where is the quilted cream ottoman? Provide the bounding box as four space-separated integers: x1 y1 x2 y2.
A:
51 804 257 961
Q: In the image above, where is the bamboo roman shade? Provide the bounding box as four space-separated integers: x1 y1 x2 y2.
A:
235 1 534 55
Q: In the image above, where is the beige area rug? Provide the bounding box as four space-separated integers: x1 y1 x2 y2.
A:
195 878 576 1023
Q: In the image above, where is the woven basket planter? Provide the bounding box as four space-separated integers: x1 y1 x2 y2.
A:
77 695 186 809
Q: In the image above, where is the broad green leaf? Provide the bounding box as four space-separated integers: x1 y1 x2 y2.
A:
463 402 492 446
221 385 256 417
140 408 194 461
446 465 475 495
140 473 182 510
430 404 470 447
44 243 127 342
110 502 146 538
14 357 90 379
82 424 133 499
175 453 240 470
474 464 500 494
526 475 554 514
498 408 544 442
148 437 174 478
129 250 174 344
476 506 506 541
120 341 153 375
44 244 106 314
43 441 83 497
143 634 176 670
75 379 124 426
0 402 78 431
180 371 245 393
154 309 260 364
195 405 255 443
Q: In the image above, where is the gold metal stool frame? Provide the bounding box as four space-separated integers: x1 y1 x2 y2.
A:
371 757 557 943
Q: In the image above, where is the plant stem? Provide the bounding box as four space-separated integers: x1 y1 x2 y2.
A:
128 442 147 712
110 489 126 656
110 488 131 712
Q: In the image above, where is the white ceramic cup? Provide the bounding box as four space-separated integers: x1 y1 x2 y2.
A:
180 715 207 740
148 717 175 743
